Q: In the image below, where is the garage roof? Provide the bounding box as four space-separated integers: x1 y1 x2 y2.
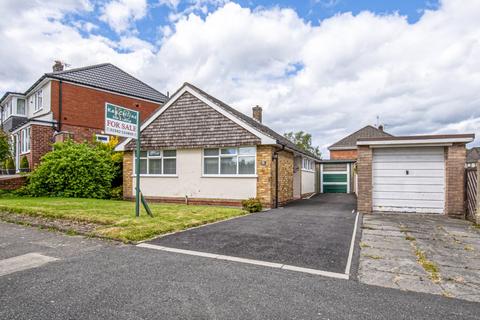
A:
357 134 475 146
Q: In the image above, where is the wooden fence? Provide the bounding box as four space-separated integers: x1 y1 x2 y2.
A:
465 167 478 222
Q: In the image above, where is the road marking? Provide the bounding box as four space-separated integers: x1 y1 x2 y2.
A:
137 243 349 280
0 253 58 277
345 211 360 275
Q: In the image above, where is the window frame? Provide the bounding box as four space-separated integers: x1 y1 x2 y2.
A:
16 98 26 115
134 149 177 177
202 146 257 177
302 158 315 172
34 89 43 112
20 127 30 154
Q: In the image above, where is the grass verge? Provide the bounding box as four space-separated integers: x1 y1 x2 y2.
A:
0 194 246 243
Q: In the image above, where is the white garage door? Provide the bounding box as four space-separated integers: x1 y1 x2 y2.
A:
372 147 445 214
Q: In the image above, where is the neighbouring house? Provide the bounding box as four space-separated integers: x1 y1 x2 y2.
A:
328 125 392 160
466 147 480 167
0 61 167 171
356 134 475 216
116 82 320 208
319 125 392 194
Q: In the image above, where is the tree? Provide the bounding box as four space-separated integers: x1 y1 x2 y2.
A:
0 131 10 165
284 131 322 158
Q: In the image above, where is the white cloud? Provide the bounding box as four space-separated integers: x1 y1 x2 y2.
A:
100 0 147 33
1 0 480 156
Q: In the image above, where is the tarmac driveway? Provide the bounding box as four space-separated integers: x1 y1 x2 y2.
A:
147 193 358 274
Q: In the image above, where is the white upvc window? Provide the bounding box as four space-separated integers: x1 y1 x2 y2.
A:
137 150 177 175
20 127 31 154
203 146 256 176
17 99 26 115
302 158 314 171
34 89 43 112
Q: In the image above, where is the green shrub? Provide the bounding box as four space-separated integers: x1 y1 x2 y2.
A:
5 157 15 170
26 141 115 199
20 156 29 170
110 186 123 200
241 198 263 213
0 131 10 164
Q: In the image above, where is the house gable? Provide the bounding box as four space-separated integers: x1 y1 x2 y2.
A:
125 91 261 150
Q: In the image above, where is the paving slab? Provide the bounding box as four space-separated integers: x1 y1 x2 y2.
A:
358 213 480 303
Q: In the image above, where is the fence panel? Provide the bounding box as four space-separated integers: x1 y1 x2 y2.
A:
465 168 477 222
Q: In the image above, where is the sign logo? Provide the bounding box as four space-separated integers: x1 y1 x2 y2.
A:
105 103 139 139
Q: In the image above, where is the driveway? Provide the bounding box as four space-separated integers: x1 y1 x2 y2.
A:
358 214 480 303
147 193 358 274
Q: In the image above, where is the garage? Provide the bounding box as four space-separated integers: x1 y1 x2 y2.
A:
356 134 475 216
372 147 445 213
319 160 356 194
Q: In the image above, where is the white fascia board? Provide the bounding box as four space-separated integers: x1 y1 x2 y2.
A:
357 137 474 146
116 85 276 152
26 78 51 98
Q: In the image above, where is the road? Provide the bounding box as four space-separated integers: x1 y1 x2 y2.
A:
0 221 479 319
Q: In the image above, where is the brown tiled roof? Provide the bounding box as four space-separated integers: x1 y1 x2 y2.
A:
125 91 261 150
126 82 319 159
328 125 392 150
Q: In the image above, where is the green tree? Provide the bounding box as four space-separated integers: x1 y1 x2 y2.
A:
284 131 321 158
26 140 115 199
0 131 10 165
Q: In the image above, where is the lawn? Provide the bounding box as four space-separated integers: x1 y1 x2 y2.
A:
0 194 246 242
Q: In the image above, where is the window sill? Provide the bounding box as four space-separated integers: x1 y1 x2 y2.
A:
202 174 258 178
132 174 178 178
33 108 43 114
301 169 315 173
20 151 30 155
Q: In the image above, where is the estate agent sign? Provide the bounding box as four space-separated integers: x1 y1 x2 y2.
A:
105 103 152 217
105 103 138 139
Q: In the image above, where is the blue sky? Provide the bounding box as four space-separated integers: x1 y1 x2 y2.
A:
1 0 479 154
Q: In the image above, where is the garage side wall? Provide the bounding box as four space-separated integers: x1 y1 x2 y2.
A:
445 143 467 217
357 146 373 213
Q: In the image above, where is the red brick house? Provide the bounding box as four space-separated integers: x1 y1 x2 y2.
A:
328 125 392 160
0 62 167 171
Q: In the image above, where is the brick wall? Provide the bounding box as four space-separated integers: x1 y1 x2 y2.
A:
276 150 294 205
30 125 54 169
330 149 358 160
256 145 274 208
445 143 466 217
50 80 161 134
356 145 372 213
0 176 27 190
123 151 133 199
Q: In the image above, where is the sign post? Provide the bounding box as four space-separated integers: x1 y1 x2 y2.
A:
105 103 152 217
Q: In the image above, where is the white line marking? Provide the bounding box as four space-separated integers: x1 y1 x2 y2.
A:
137 243 349 280
0 253 58 277
345 211 360 275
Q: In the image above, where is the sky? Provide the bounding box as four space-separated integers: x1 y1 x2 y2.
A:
1 0 479 157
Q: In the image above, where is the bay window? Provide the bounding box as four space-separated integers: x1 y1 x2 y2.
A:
17 99 26 115
203 146 256 176
137 150 176 175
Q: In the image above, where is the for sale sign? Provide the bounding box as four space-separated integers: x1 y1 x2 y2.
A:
105 103 139 139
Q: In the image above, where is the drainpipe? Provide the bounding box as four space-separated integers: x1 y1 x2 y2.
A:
58 80 63 132
273 143 285 208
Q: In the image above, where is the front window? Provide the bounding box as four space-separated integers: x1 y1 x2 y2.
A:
34 90 43 111
17 99 26 115
203 146 256 175
137 150 176 175
20 127 30 154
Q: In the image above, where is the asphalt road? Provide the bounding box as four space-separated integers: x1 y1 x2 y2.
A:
1 221 479 319
149 193 358 273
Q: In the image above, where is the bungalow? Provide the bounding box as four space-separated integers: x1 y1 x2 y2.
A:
116 83 320 208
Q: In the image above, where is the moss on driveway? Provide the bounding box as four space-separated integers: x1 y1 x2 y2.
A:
0 195 246 242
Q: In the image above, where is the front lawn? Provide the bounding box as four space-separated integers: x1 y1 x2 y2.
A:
0 194 246 242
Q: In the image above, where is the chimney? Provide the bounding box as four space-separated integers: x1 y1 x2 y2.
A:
378 124 384 131
52 60 64 72
252 105 262 123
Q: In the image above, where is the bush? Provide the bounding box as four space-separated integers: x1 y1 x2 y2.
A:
0 131 10 164
20 156 29 171
26 141 115 199
241 198 263 213
5 157 15 172
110 186 123 200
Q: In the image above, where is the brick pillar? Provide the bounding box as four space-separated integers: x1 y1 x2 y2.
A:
445 144 466 217
256 145 274 208
30 125 54 169
123 151 133 199
357 145 373 213
277 151 294 205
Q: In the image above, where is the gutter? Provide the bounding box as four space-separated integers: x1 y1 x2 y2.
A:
58 80 62 132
